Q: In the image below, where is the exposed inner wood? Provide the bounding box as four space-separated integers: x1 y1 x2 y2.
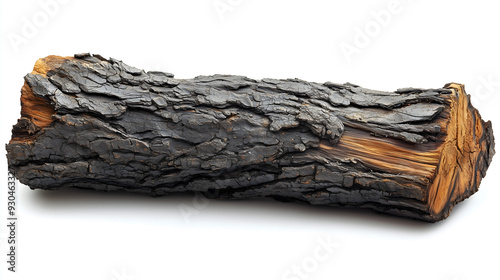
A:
32 55 73 77
18 83 54 130
11 56 74 142
319 83 492 220
6 53 495 222
319 128 442 179
427 83 492 217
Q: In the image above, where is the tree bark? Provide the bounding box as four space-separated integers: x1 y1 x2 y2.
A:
6 53 495 222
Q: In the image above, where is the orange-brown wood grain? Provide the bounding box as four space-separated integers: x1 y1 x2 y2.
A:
7 54 494 222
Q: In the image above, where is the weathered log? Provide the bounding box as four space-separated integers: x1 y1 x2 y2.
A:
6 53 495 222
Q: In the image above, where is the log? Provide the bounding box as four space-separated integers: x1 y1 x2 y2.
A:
6 53 495 222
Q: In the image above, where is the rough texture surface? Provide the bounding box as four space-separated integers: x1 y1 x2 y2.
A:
6 53 495 222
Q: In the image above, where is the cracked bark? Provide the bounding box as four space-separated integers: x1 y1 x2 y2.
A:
6 53 495 222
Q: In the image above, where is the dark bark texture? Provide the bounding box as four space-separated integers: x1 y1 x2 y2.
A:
6 54 495 222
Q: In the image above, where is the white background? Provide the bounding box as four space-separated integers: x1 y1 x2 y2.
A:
1 0 499 279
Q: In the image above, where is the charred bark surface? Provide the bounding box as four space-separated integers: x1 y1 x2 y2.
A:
6 53 495 222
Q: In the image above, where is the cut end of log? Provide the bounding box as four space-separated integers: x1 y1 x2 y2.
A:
6 54 496 222
427 83 495 221
32 55 72 77
298 83 495 222
11 56 72 143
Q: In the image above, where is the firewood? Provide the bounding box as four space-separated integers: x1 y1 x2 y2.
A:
6 53 495 222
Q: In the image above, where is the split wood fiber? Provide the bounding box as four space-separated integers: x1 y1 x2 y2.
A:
6 53 495 222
